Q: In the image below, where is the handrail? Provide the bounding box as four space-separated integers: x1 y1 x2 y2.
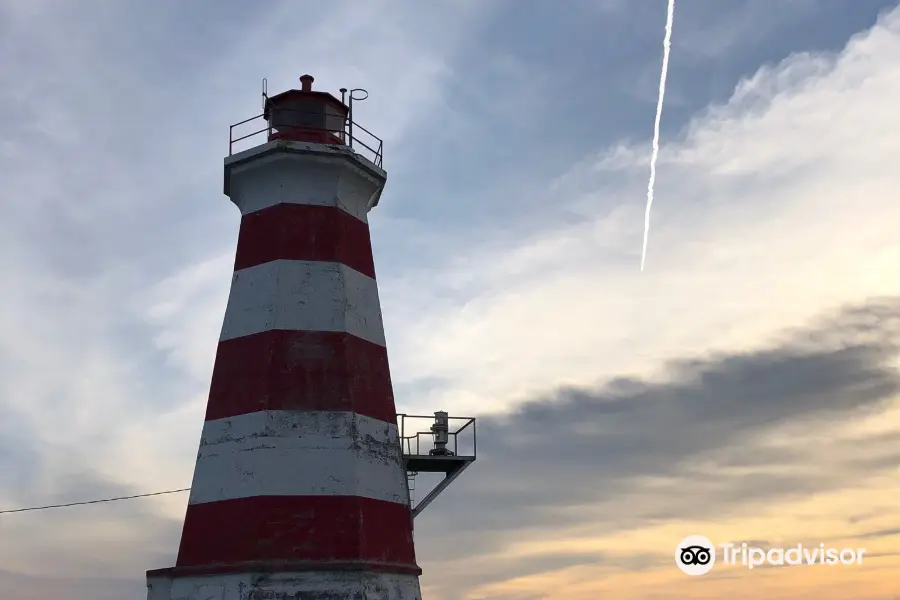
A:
228 109 383 168
396 413 477 458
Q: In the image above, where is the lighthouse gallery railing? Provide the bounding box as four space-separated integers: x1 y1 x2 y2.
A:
228 109 384 168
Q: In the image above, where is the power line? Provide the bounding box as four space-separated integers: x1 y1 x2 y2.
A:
0 487 190 515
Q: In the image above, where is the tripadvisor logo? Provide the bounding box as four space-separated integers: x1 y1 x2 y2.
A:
675 535 716 576
675 536 867 575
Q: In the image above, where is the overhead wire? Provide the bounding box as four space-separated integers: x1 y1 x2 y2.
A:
0 487 190 515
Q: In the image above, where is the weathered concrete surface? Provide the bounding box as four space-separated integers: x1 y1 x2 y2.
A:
225 141 386 220
148 569 422 600
189 410 408 505
220 260 386 347
203 329 399 424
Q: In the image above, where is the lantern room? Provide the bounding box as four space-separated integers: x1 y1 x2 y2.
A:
263 74 348 145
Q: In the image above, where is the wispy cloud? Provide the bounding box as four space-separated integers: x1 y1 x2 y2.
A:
1 1 899 599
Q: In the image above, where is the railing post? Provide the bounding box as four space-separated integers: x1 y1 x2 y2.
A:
347 103 355 152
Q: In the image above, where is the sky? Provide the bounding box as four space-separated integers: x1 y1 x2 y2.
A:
1 0 899 598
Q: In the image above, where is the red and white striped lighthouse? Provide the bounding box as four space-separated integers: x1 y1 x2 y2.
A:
146 75 422 599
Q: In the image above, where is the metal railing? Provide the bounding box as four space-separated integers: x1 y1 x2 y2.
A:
228 109 384 168
396 413 477 458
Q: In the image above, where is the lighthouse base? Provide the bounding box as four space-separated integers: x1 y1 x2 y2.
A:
146 565 422 600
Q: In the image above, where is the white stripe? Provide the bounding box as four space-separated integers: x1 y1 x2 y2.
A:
188 411 409 506
149 569 421 600
225 143 386 222
220 260 386 346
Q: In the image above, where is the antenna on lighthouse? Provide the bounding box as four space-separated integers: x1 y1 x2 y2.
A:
346 87 368 156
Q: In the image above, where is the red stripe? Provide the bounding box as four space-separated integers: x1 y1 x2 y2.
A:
234 203 376 278
175 496 418 570
205 330 397 424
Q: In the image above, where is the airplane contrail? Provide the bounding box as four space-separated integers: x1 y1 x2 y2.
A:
640 0 676 272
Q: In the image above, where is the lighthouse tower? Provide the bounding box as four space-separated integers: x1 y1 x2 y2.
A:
146 75 423 599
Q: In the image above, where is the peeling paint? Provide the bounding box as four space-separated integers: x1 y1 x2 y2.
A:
189 411 407 506
220 260 386 347
226 144 386 222
150 570 421 600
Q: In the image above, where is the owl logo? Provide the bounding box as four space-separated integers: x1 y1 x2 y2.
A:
675 536 716 575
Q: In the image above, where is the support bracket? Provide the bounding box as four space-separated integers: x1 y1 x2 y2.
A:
409 458 474 520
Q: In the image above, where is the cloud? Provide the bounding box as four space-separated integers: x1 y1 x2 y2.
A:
395 7 900 597
412 299 900 574
0 0 495 484
0 0 495 596
377 4 900 420
0 468 181 600
1 1 900 599
0 570 144 600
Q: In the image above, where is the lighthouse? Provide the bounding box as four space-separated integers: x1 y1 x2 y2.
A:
145 74 463 600
146 74 476 599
